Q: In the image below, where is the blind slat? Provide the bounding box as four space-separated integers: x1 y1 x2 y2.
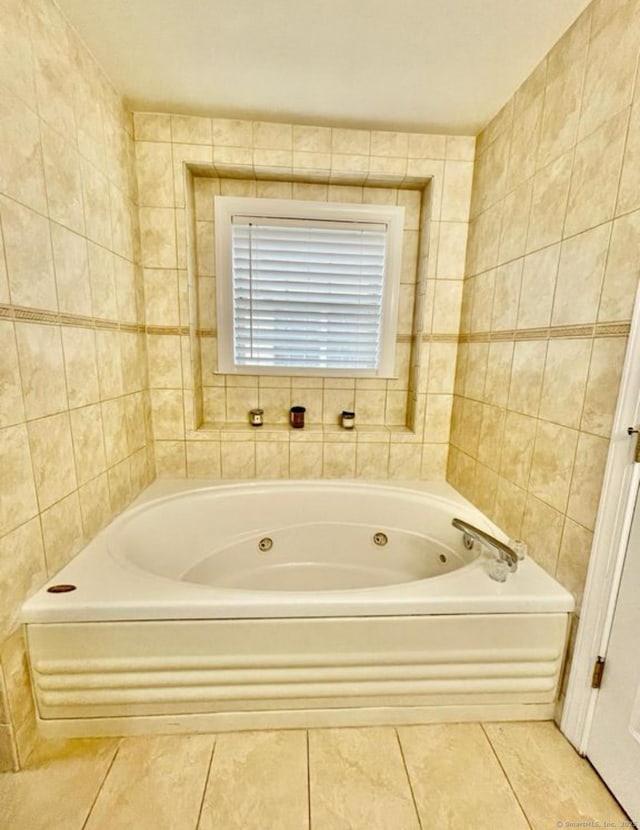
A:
231 217 387 371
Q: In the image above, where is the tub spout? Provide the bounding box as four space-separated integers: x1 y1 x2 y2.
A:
451 518 518 573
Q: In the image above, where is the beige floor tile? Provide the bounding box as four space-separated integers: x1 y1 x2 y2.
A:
398 723 529 830
0 738 118 830
484 721 628 829
84 734 214 830
309 727 420 830
198 730 308 830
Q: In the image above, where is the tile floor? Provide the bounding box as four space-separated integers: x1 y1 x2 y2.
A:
0 721 630 830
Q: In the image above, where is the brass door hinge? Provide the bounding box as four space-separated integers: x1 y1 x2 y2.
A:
591 656 606 689
627 426 640 462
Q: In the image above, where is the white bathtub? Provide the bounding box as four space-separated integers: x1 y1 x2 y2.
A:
22 480 574 736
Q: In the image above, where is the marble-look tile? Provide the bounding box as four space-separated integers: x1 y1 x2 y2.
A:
0 0 37 111
87 242 118 320
40 124 85 235
420 443 448 479
40 490 85 575
526 151 573 253
552 224 610 326
0 724 16 772
154 440 186 477
70 404 107 485
578 0 639 141
461 340 488 402
85 735 213 830
15 322 67 421
477 404 505 472
564 109 628 238
537 12 590 168
0 224 8 305
529 421 578 513
78 473 112 539
28 413 77 511
538 339 592 430
491 259 522 331
95 329 123 399
484 341 514 409
186 441 221 477
521 493 564 576
0 196 56 310
581 337 627 438
310 727 420 830
0 423 38 536
556 518 593 611
617 99 640 215
389 442 422 479
1 627 36 737
0 320 25 428
323 442 356 478
436 221 468 278
61 327 99 408
517 244 560 330
81 160 112 250
0 738 118 830
0 87 46 214
441 160 473 222
199 731 307 830
500 411 536 489
599 209 640 323
143 268 180 327
493 476 526 540
484 721 628 828
139 207 176 268
567 432 609 531
507 341 547 417
355 442 390 478
107 457 133 514
289 442 323 478
135 141 175 207
0 517 45 640
399 723 529 830
147 334 183 389
256 440 289 478
50 224 92 317
472 461 499 516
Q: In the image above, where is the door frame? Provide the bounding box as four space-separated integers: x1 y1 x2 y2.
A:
561 281 640 753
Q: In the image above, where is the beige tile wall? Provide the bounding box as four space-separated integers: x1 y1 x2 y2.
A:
133 115 474 480
450 0 640 614
194 177 419 427
0 0 154 768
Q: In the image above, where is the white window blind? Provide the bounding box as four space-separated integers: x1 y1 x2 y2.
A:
215 197 404 377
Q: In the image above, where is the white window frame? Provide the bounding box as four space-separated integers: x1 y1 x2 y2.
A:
214 196 405 377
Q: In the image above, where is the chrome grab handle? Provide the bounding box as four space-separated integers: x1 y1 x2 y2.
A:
451 518 518 572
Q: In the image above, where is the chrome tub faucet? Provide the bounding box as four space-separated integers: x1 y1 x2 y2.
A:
452 518 519 573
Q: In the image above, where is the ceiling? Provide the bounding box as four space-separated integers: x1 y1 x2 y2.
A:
57 0 592 135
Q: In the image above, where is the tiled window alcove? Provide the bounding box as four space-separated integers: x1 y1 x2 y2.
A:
137 117 474 479
187 171 428 431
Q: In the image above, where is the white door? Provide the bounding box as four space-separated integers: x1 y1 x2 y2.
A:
587 483 640 823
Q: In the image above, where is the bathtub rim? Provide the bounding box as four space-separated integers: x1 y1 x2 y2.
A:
20 479 576 622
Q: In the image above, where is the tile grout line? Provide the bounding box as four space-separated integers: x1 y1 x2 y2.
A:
80 740 122 830
194 737 217 830
306 729 312 830
480 724 534 830
394 728 424 830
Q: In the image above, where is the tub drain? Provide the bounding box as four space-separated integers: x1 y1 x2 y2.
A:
258 537 273 552
373 532 388 546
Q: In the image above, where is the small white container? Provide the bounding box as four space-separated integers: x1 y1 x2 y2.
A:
341 410 355 429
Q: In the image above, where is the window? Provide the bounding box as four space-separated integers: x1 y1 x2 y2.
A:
214 196 404 377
